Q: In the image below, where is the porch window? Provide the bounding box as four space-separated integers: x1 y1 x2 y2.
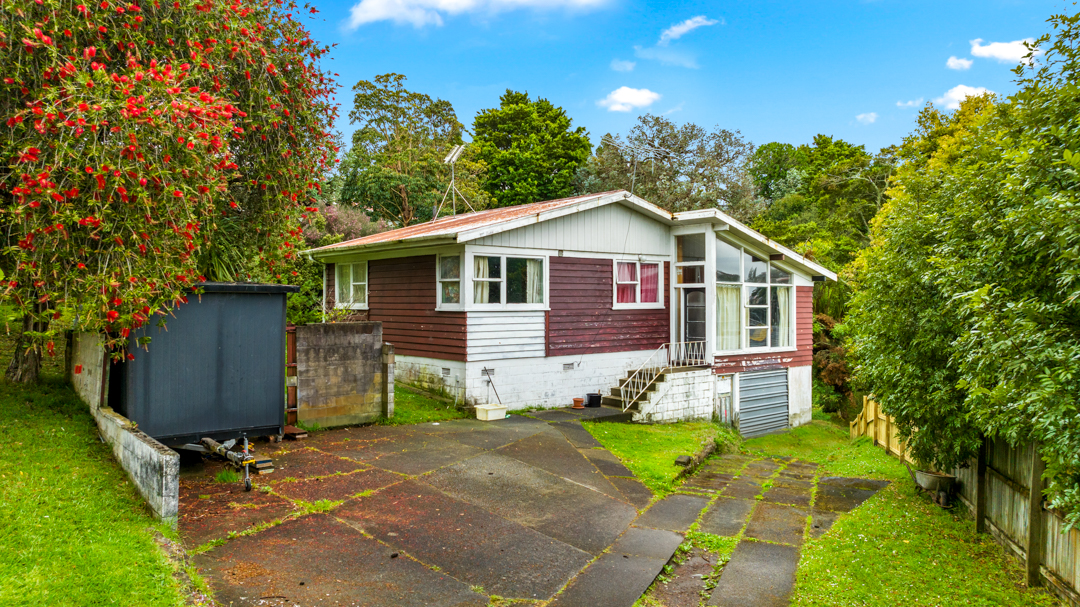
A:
715 237 793 351
676 234 705 284
614 261 662 307
438 255 461 306
335 261 368 309
472 254 544 306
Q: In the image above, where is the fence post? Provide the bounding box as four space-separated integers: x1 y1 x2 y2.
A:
381 343 395 419
1026 443 1045 588
975 436 987 534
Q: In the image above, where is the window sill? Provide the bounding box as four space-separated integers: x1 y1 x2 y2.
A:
612 303 665 310
712 346 798 358
335 305 369 311
436 305 464 312
465 305 549 312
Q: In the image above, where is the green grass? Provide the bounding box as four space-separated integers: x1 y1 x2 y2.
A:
380 384 469 426
745 416 1064 607
214 469 240 483
581 420 736 496
0 378 188 606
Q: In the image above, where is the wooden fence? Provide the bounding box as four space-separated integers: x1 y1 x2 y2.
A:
850 398 1080 607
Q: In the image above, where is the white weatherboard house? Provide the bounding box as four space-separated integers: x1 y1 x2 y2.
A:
303 190 836 437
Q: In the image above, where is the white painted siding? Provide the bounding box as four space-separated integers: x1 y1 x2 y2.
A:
788 365 812 428
473 202 669 256
463 350 655 408
467 311 546 361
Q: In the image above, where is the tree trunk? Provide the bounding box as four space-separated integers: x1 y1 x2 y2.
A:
6 315 43 384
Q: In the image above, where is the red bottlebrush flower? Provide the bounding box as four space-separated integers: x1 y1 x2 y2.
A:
112 297 122 306
229 201 238 208
46 341 55 356
106 310 119 322
121 327 130 338
7 281 17 288
77 262 86 269
84 47 96 59
139 177 147 186
126 353 134 361
74 364 83 374
173 190 183 197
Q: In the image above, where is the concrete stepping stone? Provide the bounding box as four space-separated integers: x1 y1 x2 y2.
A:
178 481 295 548
743 503 808 547
682 470 735 493
336 480 591 599
703 454 752 474
720 478 762 500
761 483 812 508
610 526 684 559
194 513 487 607
425 452 638 555
579 448 635 477
549 553 670 607
742 459 781 479
814 477 889 513
698 497 756 537
272 467 402 503
809 509 840 539
550 421 604 449
634 493 710 532
707 540 800 607
496 430 622 499
608 476 654 510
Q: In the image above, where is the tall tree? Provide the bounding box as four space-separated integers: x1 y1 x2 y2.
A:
339 74 468 226
576 114 756 218
0 0 337 382
472 90 591 207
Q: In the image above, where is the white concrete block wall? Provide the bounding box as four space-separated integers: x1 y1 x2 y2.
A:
395 355 467 400
788 365 813 428
462 350 655 408
636 369 715 423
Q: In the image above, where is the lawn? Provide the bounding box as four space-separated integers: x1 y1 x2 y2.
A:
582 420 737 495
379 384 469 426
745 418 1064 607
0 362 192 605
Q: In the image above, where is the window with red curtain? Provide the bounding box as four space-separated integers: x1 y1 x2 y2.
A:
640 263 659 303
616 262 637 303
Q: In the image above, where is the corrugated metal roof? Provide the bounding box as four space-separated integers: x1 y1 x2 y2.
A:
306 191 624 255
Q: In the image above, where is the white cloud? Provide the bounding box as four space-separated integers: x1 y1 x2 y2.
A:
934 84 993 110
662 102 684 116
855 112 878 125
597 86 661 112
610 59 636 72
634 45 699 68
346 0 607 29
896 98 923 108
658 15 720 46
946 56 973 70
970 38 1040 64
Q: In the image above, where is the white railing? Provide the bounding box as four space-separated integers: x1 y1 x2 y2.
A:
617 341 708 412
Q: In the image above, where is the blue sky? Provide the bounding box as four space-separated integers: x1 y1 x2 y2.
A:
303 0 1065 154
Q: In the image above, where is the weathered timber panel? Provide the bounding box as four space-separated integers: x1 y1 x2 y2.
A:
547 256 669 356
713 285 814 375
368 256 466 361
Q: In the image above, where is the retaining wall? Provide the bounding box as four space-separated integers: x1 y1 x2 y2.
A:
635 368 714 423
295 322 393 427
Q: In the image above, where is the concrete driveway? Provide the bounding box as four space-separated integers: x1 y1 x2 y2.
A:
179 408 677 606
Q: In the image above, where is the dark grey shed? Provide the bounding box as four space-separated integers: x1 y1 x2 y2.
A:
108 282 298 445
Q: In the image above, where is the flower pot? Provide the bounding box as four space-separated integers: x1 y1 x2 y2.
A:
572 398 585 409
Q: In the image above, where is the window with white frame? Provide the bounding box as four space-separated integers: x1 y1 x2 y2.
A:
675 233 706 285
715 236 793 351
472 254 544 306
438 255 461 307
614 260 663 307
335 261 368 309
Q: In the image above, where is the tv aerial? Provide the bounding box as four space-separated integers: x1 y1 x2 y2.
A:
599 135 673 196
432 144 476 222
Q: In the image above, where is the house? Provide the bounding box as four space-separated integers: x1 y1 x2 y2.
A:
302 190 836 437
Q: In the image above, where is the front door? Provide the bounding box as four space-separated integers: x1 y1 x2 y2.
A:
683 288 706 343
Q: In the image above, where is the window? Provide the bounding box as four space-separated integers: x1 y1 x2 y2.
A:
438 255 461 306
714 237 793 351
676 234 706 284
614 261 662 307
335 261 367 309
472 254 544 306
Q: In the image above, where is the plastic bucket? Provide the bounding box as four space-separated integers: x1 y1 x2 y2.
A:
585 393 602 408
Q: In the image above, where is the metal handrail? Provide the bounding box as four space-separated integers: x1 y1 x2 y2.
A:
617 341 708 412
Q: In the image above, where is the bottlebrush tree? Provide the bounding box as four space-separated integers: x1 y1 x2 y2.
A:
0 0 338 381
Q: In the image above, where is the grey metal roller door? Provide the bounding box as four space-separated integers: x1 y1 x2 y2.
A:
738 369 789 437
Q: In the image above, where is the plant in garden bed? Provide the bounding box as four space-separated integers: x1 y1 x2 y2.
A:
0 0 338 382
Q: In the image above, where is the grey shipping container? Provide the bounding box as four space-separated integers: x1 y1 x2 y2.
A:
108 282 299 445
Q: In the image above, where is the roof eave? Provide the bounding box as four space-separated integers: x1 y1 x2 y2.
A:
301 234 458 261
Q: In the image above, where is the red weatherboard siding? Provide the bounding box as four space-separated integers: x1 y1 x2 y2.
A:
713 285 814 375
368 256 467 361
547 257 670 356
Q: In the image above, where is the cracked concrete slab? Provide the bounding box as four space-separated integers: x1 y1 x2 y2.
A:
707 541 799 607
549 553 670 607
495 430 622 500
634 494 710 532
550 421 604 449
608 476 654 510
698 497 756 537
743 502 808 547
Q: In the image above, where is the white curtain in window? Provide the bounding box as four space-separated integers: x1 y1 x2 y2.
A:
473 256 489 304
775 286 791 347
716 285 740 351
526 259 543 304
336 264 351 305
